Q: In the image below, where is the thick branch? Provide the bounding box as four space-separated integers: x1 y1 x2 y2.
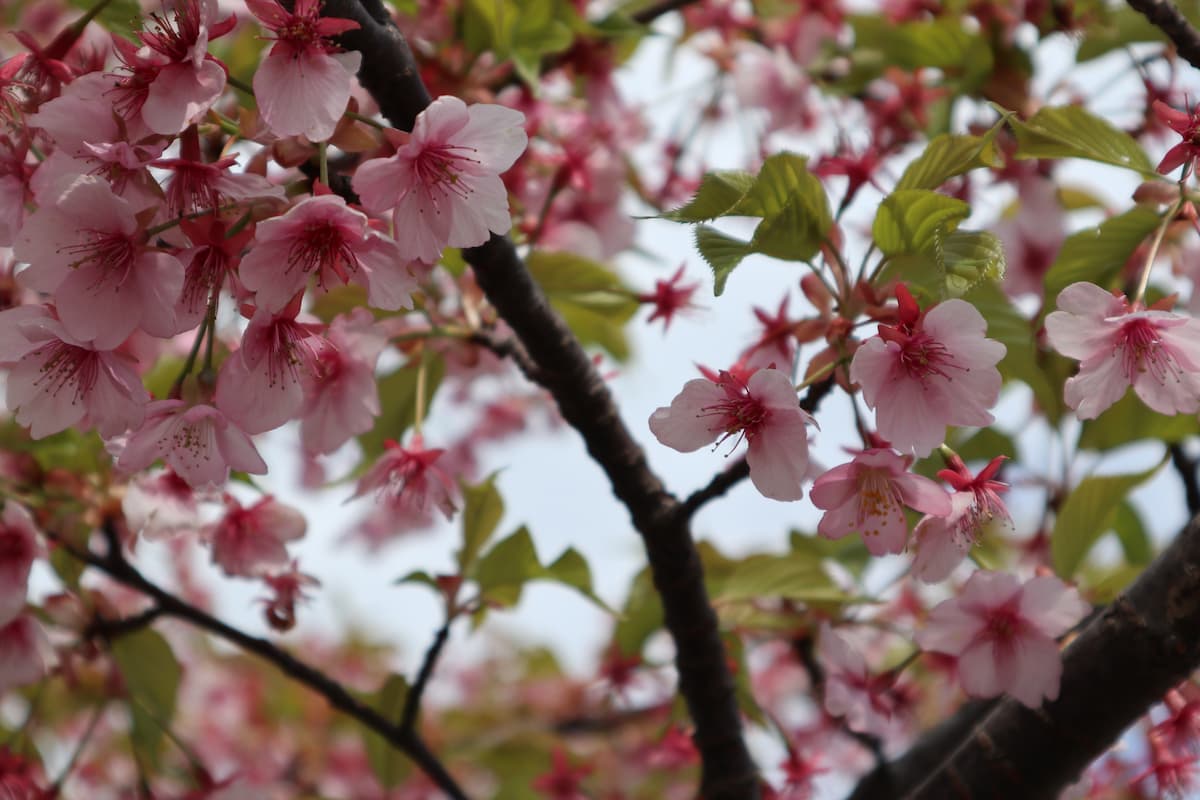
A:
1170 443 1200 517
848 515 1200 800
1127 0 1200 71
61 533 470 800
326 2 760 795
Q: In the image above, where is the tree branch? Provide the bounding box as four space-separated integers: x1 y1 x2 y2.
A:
1127 0 1200 71
326 2 761 795
400 619 451 732
58 528 471 800
1170 442 1200 517
848 514 1200 800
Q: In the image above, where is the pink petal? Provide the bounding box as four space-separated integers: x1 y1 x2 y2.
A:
648 379 726 452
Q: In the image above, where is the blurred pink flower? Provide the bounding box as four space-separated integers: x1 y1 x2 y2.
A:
119 399 268 488
1154 100 1200 175
818 623 903 736
911 455 1009 583
353 436 457 520
0 615 54 693
299 309 387 455
916 570 1088 707
207 496 305 578
0 503 39 626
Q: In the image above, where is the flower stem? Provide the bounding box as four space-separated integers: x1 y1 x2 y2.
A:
414 355 428 437
169 314 211 400
1133 193 1185 306
318 141 329 188
69 0 114 35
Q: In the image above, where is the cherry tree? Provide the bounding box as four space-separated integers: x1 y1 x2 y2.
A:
5 0 1200 798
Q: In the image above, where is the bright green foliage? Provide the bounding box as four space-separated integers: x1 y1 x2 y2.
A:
661 171 757 222
457 474 505 576
360 675 412 789
1008 105 1157 176
357 352 446 462
526 250 640 360
1112 501 1153 566
848 15 993 92
1075 2 1200 61
1041 206 1162 313
872 190 970 256
1051 460 1163 578
895 126 1005 191
693 226 754 296
67 0 140 36
463 0 579 85
1078 392 1200 451
111 630 182 769
939 230 1006 297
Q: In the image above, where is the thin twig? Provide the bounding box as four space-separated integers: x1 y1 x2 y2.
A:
1127 0 1200 71
400 620 451 732
84 606 165 642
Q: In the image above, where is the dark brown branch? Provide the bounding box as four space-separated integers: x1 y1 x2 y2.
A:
85 606 165 641
848 514 1200 800
400 619 451 732
60 529 471 800
630 0 701 25
1128 0 1200 71
1170 443 1200 517
326 3 760 796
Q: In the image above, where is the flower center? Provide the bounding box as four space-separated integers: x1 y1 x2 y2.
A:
414 143 481 206
1120 317 1181 386
33 341 99 404
289 221 357 285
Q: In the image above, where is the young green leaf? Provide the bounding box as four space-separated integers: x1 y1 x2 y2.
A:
1009 105 1156 175
1051 461 1163 578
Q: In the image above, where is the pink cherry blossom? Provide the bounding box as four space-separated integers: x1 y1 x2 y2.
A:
0 305 150 439
176 216 254 330
259 560 320 632
638 263 700 332
810 448 950 556
1044 281 1200 419
237 194 417 313
354 96 528 263
14 176 183 349
649 367 813 501
28 72 152 159
1153 100 1200 175
850 285 1005 458
215 305 329 435
206 496 306 578
817 623 904 736
0 615 54 693
118 400 268 488
916 570 1088 707
246 0 362 142
911 455 1010 583
353 436 458 520
122 469 206 541
0 503 39 626
299 309 387 455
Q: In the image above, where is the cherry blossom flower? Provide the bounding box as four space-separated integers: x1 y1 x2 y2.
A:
1044 281 1200 419
850 285 1005 457
237 194 417 313
1154 100 1200 175
206 496 305 578
0 614 54 693
0 503 39 625
995 175 1065 299
638 263 700 331
353 436 458 520
118 400 268 488
259 560 319 631
14 177 183 349
911 455 1010 583
354 96 528 263
0 304 150 439
299 309 388 455
176 216 255 330
122 469 207 541
916 570 1088 707
245 0 362 142
532 747 591 800
817 623 904 736
28 71 152 159
649 367 814 501
214 304 329 435
810 448 950 556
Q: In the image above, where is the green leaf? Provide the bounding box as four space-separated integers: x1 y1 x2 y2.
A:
614 567 663 656
525 250 639 360
661 171 756 222
111 630 181 768
872 190 970 257
731 153 832 236
357 353 445 462
710 553 851 605
49 547 84 589
695 226 752 296
851 16 988 74
937 230 1006 297
895 125 1006 191
463 0 577 84
1009 105 1156 175
1051 461 1163 578
309 285 371 324
1113 501 1152 565
953 426 1020 466
474 526 541 608
1077 391 1200 451
68 0 141 37
361 675 411 789
457 474 504 575
1042 206 1161 313
1076 5 1169 61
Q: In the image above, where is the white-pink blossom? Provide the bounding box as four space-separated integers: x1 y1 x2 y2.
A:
1045 281 1200 419
818 623 904 737
353 436 458 520
911 455 1010 584
354 95 528 263
118 400 268 488
0 615 54 693
649 367 813 501
237 194 416 313
850 285 1005 458
206 496 305 577
0 503 39 626
916 570 1088 707
299 309 387 455
810 448 950 555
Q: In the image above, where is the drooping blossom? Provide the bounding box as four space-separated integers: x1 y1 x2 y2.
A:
638 263 700 331
299 309 388 455
118 400 268 488
214 303 329 435
817 622 905 736
1153 100 1200 175
532 747 592 800
245 0 362 142
916 570 1088 707
0 503 39 625
14 176 183 349
911 455 1010 583
237 194 417 313
206 495 305 578
354 95 528 263
850 284 1005 457
649 367 813 501
154 129 286 216
0 615 54 693
176 216 255 330
1044 281 1200 419
0 304 150 439
259 560 320 632
810 448 951 555
353 436 458 520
